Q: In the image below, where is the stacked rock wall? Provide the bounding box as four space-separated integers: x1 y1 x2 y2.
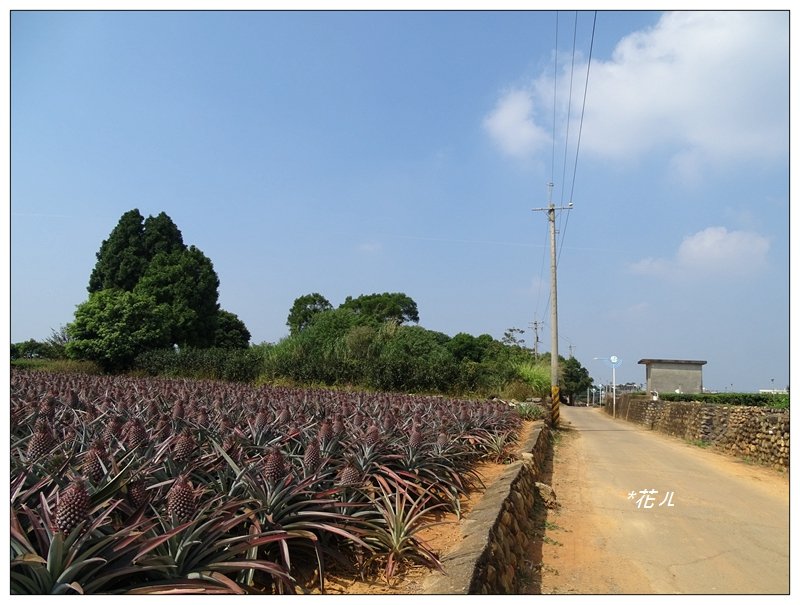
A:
609 397 788 470
423 420 550 594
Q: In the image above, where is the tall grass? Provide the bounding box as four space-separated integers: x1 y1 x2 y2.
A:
514 361 551 395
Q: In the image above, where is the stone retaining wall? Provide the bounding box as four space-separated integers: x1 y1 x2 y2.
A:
606 397 789 470
423 420 550 594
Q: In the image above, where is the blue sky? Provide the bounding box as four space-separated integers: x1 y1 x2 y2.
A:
8 8 790 392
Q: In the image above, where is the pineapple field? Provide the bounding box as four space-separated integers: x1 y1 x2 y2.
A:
10 368 523 594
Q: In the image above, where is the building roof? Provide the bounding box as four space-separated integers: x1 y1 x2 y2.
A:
638 359 707 366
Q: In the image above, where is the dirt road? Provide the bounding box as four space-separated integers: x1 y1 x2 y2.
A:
535 405 789 594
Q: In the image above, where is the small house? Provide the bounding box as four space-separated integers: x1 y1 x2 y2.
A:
638 358 707 395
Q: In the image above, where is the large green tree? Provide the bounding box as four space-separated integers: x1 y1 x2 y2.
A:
447 332 494 362
66 289 172 372
561 357 593 405
214 310 251 349
339 292 419 325
287 293 333 335
71 209 250 370
134 246 220 347
88 209 148 293
369 325 457 392
142 211 184 259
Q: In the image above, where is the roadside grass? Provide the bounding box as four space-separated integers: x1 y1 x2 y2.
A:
10 358 102 374
544 520 563 531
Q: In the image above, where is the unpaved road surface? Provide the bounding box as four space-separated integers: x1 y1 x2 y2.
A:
536 405 789 594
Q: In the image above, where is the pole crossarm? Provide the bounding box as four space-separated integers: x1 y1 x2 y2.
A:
531 205 574 212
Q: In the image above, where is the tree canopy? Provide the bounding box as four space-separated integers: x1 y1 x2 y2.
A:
214 310 252 349
561 357 593 405
66 289 172 372
339 292 419 325
134 246 220 347
88 209 148 293
287 293 333 335
68 209 250 370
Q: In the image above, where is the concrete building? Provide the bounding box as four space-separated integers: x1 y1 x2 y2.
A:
638 358 707 395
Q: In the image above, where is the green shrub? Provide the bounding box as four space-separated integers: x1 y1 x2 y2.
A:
659 392 789 409
134 347 262 382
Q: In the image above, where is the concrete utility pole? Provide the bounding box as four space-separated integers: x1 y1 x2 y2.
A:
533 184 572 427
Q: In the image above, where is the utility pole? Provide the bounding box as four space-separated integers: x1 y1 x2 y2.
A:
529 319 542 359
533 183 572 427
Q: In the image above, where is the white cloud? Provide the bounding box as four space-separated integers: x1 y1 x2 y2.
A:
630 226 770 279
584 11 787 165
357 241 382 254
482 89 550 159
487 11 788 172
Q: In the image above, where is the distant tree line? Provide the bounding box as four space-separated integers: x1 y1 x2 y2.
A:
13 209 597 399
253 291 592 399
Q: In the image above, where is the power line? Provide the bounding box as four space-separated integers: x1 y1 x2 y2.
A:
559 10 597 264
550 10 559 188
568 10 598 206
559 11 579 209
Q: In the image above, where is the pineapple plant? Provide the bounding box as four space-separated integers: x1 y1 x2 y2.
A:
10 367 522 593
365 423 381 447
83 439 107 483
54 477 91 535
166 475 198 521
317 419 332 444
333 415 345 436
173 428 196 462
26 423 54 461
276 407 290 425
303 438 321 474
338 459 361 486
104 415 124 442
253 409 270 433
126 477 149 509
263 448 288 484
409 425 423 450
124 418 147 449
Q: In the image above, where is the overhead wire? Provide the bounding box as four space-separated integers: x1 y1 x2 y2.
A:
558 10 597 264
538 10 597 345
537 10 561 327
556 11 579 251
550 11 559 191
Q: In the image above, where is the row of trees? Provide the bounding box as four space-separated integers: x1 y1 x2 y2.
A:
19 208 594 399
260 291 593 399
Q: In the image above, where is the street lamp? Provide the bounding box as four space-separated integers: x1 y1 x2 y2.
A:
594 355 621 419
